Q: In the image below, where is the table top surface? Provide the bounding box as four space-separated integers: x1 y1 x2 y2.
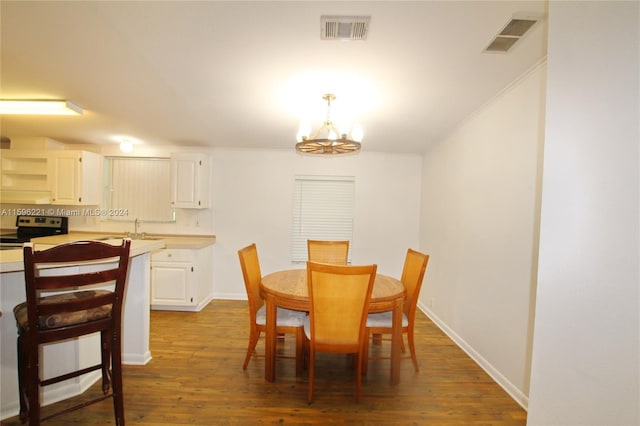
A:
261 268 405 304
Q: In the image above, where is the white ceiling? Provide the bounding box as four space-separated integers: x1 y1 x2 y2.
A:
0 1 548 154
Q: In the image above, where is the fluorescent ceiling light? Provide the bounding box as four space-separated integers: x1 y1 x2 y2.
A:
0 100 83 115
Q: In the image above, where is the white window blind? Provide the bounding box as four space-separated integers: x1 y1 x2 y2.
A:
105 157 174 222
291 175 355 263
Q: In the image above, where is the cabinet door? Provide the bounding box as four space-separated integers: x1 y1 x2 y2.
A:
171 153 210 209
151 262 195 306
50 153 81 205
49 151 102 205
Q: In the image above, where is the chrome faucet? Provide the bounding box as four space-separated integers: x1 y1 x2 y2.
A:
134 218 140 239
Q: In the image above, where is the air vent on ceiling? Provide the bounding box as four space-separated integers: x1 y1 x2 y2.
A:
321 15 370 40
483 15 539 53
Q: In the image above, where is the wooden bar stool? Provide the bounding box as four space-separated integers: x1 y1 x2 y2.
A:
13 239 131 425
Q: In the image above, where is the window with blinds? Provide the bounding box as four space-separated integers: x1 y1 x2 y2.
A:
291 175 355 263
104 157 175 222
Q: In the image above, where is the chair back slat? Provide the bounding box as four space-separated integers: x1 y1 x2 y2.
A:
307 262 376 349
238 243 264 318
307 240 350 265
29 240 126 263
400 248 430 318
33 268 121 290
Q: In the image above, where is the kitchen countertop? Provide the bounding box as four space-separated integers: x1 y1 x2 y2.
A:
0 238 164 273
0 233 215 273
30 232 215 249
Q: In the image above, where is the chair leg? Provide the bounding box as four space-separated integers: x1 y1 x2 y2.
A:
101 330 113 394
355 351 362 402
302 333 310 371
294 328 304 376
407 328 419 372
111 331 125 426
362 330 370 375
307 348 315 404
242 329 260 370
26 338 41 426
16 335 28 424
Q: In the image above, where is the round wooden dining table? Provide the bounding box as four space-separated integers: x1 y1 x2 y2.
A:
260 268 406 385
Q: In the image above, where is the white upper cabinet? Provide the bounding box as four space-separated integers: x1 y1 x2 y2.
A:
49 151 102 205
170 153 210 209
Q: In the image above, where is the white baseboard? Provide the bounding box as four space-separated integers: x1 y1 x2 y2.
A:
418 302 529 410
212 292 246 300
123 351 152 365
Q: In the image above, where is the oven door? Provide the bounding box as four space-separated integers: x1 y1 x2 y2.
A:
0 242 23 250
0 234 27 250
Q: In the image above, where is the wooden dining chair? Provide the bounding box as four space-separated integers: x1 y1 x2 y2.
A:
304 261 377 403
13 239 132 425
363 248 429 373
307 239 350 265
238 243 306 375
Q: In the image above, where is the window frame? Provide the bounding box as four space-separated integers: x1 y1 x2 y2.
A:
103 156 175 223
291 175 355 263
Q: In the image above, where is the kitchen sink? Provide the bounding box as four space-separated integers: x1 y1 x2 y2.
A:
94 235 163 241
94 236 121 241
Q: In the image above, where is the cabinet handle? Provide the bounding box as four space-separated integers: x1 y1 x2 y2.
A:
191 266 194 272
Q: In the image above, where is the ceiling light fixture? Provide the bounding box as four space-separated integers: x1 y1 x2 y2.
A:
119 141 134 153
0 100 83 115
295 94 362 155
115 136 141 153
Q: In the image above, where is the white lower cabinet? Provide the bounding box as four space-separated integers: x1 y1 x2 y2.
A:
150 245 213 311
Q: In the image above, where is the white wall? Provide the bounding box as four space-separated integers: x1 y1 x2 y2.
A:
419 62 547 408
527 2 640 425
211 148 423 299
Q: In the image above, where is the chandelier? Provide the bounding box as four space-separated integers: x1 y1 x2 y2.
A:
295 94 362 155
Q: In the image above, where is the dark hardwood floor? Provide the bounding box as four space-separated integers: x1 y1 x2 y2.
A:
1 299 526 425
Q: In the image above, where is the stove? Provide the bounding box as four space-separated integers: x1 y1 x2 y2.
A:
0 215 69 249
